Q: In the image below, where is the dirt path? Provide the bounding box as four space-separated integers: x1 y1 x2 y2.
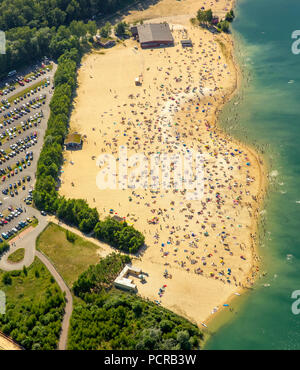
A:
35 250 73 350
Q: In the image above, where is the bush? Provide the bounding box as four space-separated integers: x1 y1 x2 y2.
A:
2 273 12 285
115 22 127 36
159 319 174 333
217 20 230 33
176 330 191 350
0 242 9 257
225 9 235 22
66 230 77 243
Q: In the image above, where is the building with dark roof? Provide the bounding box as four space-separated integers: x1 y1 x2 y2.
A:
93 35 116 48
181 39 193 47
64 132 82 150
137 23 174 49
130 26 138 38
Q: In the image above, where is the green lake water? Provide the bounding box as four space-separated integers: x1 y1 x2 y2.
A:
205 0 300 349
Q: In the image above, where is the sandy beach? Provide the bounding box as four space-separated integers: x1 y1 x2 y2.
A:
0 332 21 350
59 0 266 326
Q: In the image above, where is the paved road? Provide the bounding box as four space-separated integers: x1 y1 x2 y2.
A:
0 211 48 270
35 250 73 350
0 64 56 237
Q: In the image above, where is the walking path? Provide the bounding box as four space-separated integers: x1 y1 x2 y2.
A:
36 250 73 350
0 214 74 350
0 211 48 271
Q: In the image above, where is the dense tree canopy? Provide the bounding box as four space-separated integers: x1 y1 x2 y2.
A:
0 0 131 31
0 0 135 78
73 252 130 296
0 261 65 350
94 218 145 253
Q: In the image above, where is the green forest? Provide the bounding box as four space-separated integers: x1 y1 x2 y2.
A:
69 253 203 350
0 0 134 78
0 259 65 350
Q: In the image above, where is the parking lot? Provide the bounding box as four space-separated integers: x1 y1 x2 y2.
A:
0 62 56 243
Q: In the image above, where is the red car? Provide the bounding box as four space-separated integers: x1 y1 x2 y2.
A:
18 81 24 86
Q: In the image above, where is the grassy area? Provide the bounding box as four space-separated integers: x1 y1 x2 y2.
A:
7 248 25 263
36 222 102 287
0 259 48 303
0 258 65 349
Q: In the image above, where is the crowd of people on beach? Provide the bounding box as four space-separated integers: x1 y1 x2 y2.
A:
63 24 261 295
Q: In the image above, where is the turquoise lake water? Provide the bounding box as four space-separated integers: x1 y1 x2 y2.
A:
205 0 300 349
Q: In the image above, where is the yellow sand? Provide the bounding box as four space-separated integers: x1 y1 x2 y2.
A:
0 332 21 350
59 0 265 326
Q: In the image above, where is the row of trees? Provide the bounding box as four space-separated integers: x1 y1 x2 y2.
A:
33 35 144 253
69 253 203 350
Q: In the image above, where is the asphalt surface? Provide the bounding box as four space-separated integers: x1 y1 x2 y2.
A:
0 208 48 270
0 64 56 239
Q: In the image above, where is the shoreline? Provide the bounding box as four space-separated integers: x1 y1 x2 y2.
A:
59 0 267 335
200 18 268 336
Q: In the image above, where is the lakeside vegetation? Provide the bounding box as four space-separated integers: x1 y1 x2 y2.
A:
192 8 235 33
0 259 65 349
69 253 203 350
73 253 130 296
